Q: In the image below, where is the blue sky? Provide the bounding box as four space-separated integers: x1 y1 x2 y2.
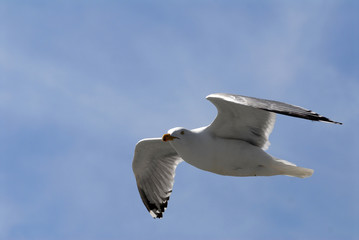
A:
1 1 358 239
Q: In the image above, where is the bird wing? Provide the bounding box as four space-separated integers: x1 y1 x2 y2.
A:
205 93 342 150
132 138 183 218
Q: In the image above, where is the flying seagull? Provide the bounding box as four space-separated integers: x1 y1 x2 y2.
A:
132 93 342 218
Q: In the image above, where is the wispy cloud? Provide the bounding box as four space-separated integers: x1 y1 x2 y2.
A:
0 1 358 239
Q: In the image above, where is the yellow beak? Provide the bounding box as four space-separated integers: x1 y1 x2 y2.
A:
162 133 178 142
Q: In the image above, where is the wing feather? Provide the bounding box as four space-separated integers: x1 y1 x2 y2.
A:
132 138 183 218
206 93 342 150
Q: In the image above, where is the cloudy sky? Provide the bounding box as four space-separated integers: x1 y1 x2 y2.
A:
1 1 358 239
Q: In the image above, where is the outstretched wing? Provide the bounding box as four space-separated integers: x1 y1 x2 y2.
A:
206 93 342 150
132 138 183 218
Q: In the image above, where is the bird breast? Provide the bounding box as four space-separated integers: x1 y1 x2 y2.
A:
171 136 273 176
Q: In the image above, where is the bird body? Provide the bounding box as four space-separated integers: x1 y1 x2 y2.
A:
132 93 341 218
166 127 312 178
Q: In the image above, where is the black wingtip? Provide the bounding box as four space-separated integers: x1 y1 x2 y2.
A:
317 115 343 125
329 120 343 125
137 186 171 219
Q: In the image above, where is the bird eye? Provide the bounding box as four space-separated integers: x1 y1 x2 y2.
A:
180 130 185 135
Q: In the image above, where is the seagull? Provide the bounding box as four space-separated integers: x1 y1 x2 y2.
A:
132 93 342 218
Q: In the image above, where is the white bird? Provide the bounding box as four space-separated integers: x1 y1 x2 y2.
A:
132 93 342 218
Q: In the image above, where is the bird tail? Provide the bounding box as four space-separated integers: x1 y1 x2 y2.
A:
273 159 314 178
